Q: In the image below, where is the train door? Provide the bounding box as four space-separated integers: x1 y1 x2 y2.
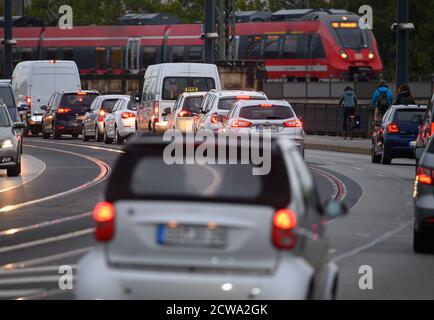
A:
126 38 140 73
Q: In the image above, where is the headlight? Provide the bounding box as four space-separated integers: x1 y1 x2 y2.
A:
340 50 349 60
368 51 375 60
1 140 14 149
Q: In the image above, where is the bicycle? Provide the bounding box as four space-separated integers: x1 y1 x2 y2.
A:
344 112 360 140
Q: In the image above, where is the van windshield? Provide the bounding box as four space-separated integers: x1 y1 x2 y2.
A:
162 77 215 100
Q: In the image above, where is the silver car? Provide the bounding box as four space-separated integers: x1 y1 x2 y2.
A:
223 100 305 156
0 105 24 177
76 135 347 300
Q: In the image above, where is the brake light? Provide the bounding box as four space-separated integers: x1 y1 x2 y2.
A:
121 112 136 119
210 113 219 124
179 110 193 117
77 91 87 95
25 96 31 106
153 101 159 115
260 103 273 108
416 167 433 185
98 109 106 122
284 119 303 128
272 209 297 249
431 122 434 136
57 108 71 114
231 119 252 128
387 123 400 134
93 202 115 241
236 96 251 100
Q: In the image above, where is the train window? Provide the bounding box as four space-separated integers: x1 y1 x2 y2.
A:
95 47 106 69
143 47 156 66
171 46 185 62
247 36 263 59
63 48 74 60
21 48 32 61
110 47 122 69
264 36 280 59
47 48 59 60
283 35 298 59
310 34 325 59
188 46 203 61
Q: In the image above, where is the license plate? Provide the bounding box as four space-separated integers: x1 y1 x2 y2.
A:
355 53 363 60
157 224 227 248
257 125 278 132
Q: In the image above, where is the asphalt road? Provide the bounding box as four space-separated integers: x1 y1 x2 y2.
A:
0 137 431 300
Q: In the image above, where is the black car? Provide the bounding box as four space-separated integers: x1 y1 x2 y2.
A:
415 94 434 166
41 90 99 139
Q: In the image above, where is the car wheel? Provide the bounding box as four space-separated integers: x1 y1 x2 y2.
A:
103 127 113 144
371 143 381 163
42 125 50 139
53 124 61 140
95 125 103 142
72 133 79 138
115 126 124 145
7 153 21 177
380 146 391 165
82 126 89 141
413 227 430 253
23 126 29 137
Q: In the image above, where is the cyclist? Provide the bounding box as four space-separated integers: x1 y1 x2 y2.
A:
371 79 393 124
339 86 358 139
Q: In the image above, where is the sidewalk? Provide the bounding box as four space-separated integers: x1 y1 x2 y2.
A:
305 134 371 155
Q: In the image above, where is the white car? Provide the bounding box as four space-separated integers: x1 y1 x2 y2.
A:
223 100 305 156
194 90 267 133
165 91 206 133
75 135 347 300
103 96 137 144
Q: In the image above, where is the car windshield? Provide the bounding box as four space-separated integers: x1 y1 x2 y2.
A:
182 96 204 112
60 93 99 110
162 77 215 100
239 105 294 120
0 108 11 127
218 96 267 111
101 99 120 113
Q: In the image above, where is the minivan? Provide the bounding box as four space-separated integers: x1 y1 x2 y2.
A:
11 60 81 136
137 63 221 134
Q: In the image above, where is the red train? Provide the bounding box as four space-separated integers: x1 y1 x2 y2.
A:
0 10 383 81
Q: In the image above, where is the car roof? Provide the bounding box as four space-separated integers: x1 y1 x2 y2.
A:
0 82 12 88
211 90 266 98
390 105 426 110
100 94 130 100
179 91 207 98
233 99 291 108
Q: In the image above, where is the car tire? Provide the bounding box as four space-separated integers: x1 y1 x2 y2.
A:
95 125 103 142
82 126 89 141
371 143 381 163
380 147 391 165
115 126 124 145
23 126 29 137
72 134 79 138
7 153 21 177
42 126 50 139
53 123 61 140
413 227 430 253
103 127 113 144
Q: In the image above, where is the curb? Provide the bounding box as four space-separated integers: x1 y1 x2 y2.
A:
305 143 371 155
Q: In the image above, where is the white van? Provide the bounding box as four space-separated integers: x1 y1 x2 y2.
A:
11 60 81 135
137 63 221 133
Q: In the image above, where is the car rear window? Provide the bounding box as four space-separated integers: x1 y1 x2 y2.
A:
0 108 11 127
182 96 204 112
162 77 215 100
0 87 15 108
394 109 426 123
218 96 267 110
239 105 294 120
101 99 119 113
106 142 291 209
60 93 99 110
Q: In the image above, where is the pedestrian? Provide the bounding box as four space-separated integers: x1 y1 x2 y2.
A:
394 83 416 105
339 86 358 139
371 79 394 123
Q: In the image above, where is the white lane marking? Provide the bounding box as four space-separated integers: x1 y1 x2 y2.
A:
0 145 110 213
0 211 92 236
0 229 93 254
0 289 44 299
0 265 77 275
1 247 92 270
28 139 125 154
331 221 412 263
353 167 363 171
202 165 222 195
0 155 46 193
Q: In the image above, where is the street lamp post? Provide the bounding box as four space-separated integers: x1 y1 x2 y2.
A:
204 0 215 64
396 0 411 88
3 0 14 79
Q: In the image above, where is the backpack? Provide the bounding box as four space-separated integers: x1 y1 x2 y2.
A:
376 92 390 114
398 95 415 105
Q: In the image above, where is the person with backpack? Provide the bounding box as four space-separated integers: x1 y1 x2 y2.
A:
371 79 394 123
339 86 358 139
394 83 416 105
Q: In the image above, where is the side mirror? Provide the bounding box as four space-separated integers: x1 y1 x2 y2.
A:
13 122 26 129
40 105 47 111
323 200 348 220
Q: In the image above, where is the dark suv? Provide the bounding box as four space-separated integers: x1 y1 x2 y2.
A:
415 95 434 166
41 91 99 139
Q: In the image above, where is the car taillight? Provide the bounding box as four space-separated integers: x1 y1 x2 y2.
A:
416 167 433 185
231 119 252 128
179 110 193 117
25 96 32 106
236 96 251 100
57 108 71 114
98 109 106 122
283 119 303 128
93 202 115 241
272 209 297 249
431 122 434 136
153 102 159 115
210 113 219 124
121 112 135 119
387 123 400 134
